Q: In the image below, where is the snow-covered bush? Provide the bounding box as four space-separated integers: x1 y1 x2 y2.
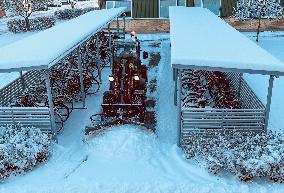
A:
183 131 284 182
2 0 49 31
54 8 81 20
0 124 51 181
54 7 96 20
82 7 97 14
235 0 283 20
234 0 283 41
7 16 55 33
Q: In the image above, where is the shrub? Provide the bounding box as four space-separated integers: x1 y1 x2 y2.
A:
7 16 55 33
0 124 51 181
183 131 284 182
82 7 97 14
54 7 96 20
54 8 82 20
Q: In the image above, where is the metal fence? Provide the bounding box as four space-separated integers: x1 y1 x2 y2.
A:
225 72 265 109
0 70 44 106
181 72 265 138
181 108 265 137
0 107 52 135
0 71 53 135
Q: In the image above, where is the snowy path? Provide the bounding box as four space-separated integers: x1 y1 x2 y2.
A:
156 40 178 144
1 34 284 193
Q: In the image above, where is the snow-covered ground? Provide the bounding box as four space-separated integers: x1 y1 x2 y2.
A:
1 34 284 193
244 31 284 133
1 6 284 190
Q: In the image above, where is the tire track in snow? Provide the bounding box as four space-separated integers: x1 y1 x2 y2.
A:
52 69 111 177
156 41 178 144
64 155 88 179
154 39 219 184
33 69 111 180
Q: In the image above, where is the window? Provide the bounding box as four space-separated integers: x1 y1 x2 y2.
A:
194 0 202 7
106 1 115 9
177 0 186 6
114 1 131 16
105 1 132 17
160 0 177 18
114 1 131 12
193 0 221 15
202 0 221 15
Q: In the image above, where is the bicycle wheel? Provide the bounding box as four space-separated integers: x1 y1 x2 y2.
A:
54 103 70 123
54 111 64 133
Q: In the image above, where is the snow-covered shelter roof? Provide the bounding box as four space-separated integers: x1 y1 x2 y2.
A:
0 7 126 73
169 7 284 76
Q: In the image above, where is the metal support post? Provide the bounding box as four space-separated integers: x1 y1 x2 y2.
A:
218 0 222 16
0 92 3 106
11 108 15 126
238 73 243 100
44 69 56 136
19 71 25 91
174 68 178 106
173 68 177 81
264 75 275 132
96 34 102 82
123 13 126 39
177 70 182 147
201 0 204 8
77 46 86 108
116 16 119 34
108 24 113 67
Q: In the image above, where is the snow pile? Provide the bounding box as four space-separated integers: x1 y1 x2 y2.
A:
0 124 51 181
85 126 157 161
70 125 215 192
54 7 96 20
183 131 284 182
7 16 55 33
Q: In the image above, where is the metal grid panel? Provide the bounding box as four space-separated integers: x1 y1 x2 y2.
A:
180 72 265 138
0 107 52 135
0 70 44 106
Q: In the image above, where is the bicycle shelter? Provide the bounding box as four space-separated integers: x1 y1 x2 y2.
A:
0 7 126 136
169 7 284 146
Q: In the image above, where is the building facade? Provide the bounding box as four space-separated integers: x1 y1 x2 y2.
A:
105 0 236 18
105 0 284 18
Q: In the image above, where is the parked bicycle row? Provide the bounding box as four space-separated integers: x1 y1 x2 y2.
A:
181 70 240 109
10 31 115 132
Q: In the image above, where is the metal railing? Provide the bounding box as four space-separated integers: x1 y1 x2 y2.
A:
0 107 52 135
181 108 265 137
